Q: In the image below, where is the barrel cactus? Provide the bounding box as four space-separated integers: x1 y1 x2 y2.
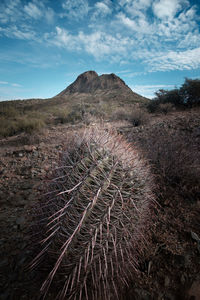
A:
30 127 155 300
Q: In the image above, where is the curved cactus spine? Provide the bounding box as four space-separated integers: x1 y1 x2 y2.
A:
30 127 155 300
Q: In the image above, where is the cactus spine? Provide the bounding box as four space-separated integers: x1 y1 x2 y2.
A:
30 127 154 300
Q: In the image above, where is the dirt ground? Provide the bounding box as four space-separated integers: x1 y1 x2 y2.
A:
0 110 200 300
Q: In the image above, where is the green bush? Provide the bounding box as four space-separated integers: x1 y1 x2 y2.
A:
0 115 45 137
146 99 160 113
148 78 200 112
180 78 200 106
0 106 20 118
0 118 18 137
17 117 45 134
155 88 182 106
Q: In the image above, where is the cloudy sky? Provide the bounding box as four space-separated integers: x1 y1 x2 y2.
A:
0 0 200 100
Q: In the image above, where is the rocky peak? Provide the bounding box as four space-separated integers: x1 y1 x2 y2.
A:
57 71 132 96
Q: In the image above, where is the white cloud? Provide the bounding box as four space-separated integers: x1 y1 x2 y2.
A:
0 0 55 26
119 0 152 19
94 2 112 16
23 1 55 23
24 2 42 19
117 13 137 29
115 0 199 55
116 70 131 75
119 0 152 9
0 25 36 40
152 0 188 20
0 0 200 75
130 84 175 98
178 31 200 49
49 27 79 50
116 12 153 34
47 27 134 61
147 47 200 72
0 81 22 87
11 83 22 87
90 1 112 22
62 0 90 20
129 0 152 12
79 31 130 59
45 7 55 24
0 0 22 24
0 85 24 101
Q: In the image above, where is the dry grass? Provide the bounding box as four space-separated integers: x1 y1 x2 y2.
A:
0 114 45 137
158 103 175 114
0 92 150 138
125 115 200 204
129 108 150 126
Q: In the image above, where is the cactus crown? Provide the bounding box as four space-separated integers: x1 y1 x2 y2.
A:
30 127 154 300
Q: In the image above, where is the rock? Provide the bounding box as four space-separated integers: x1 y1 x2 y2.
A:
14 196 26 207
134 289 151 300
32 151 39 157
181 274 186 284
16 216 26 230
165 276 170 287
184 254 192 268
21 182 32 190
188 280 200 300
164 291 176 300
24 145 36 152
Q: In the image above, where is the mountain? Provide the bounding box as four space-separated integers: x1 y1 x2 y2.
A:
56 71 146 102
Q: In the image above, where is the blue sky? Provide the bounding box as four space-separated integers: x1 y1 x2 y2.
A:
0 0 200 100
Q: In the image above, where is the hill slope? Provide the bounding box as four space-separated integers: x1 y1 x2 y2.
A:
0 71 149 137
56 70 148 103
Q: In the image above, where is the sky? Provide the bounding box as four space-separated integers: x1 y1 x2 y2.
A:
0 0 200 101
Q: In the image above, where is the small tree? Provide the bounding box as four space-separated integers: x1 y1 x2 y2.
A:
155 88 183 106
180 78 200 107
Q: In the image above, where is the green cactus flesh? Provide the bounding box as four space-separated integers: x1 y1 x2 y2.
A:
31 128 154 300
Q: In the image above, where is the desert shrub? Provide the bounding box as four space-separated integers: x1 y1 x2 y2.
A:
146 99 160 113
65 110 83 123
0 115 45 137
55 108 71 124
17 117 45 134
180 78 200 106
110 108 128 121
155 88 183 106
99 102 116 117
0 105 20 118
127 127 200 203
158 103 175 114
89 106 106 118
148 78 200 112
0 117 18 137
129 108 149 126
54 106 84 124
110 108 130 121
30 127 155 300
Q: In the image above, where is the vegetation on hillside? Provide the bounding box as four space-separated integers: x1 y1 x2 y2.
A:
147 78 200 113
0 77 199 138
0 94 148 137
0 81 200 299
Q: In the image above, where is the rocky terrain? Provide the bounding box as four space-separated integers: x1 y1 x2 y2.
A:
58 71 133 95
0 72 200 299
56 70 148 103
0 109 200 299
